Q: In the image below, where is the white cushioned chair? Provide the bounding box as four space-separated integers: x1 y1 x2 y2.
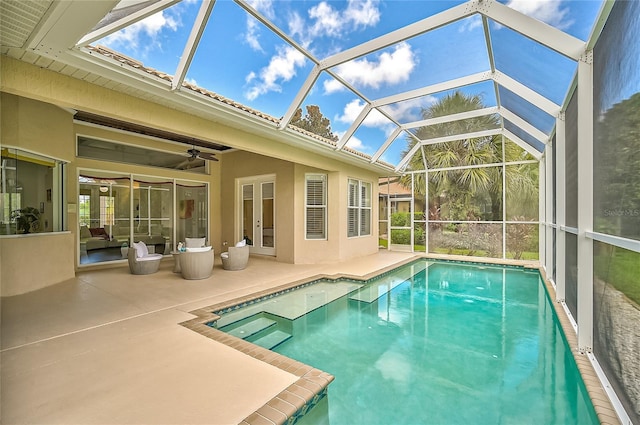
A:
221 240 249 271
128 241 163 275
179 246 214 280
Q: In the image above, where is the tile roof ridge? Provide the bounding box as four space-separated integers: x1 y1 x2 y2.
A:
87 45 393 168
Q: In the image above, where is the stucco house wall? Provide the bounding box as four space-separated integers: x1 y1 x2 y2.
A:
1 58 387 296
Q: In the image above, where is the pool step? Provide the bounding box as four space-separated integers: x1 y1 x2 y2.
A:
252 330 292 350
227 317 277 339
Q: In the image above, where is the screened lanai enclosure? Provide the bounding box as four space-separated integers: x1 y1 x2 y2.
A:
1 0 639 423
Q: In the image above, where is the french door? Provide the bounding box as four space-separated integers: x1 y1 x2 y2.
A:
237 175 275 256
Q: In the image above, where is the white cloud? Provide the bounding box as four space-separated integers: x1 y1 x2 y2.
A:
364 107 390 128
289 0 380 47
324 42 416 94
505 0 573 30
344 0 381 28
323 78 345 93
287 12 306 43
459 14 483 32
102 11 178 52
335 131 366 151
244 0 381 99
309 2 343 38
336 99 364 123
346 136 365 150
244 0 275 51
246 0 275 19
334 130 369 153
382 96 438 123
244 45 306 101
185 77 198 86
336 98 397 138
244 18 264 52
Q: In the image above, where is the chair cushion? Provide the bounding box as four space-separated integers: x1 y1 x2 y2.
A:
185 237 206 248
186 246 212 252
235 239 246 247
136 254 162 262
134 241 148 258
220 252 229 259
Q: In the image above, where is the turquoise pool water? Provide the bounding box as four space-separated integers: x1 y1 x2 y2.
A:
218 260 598 425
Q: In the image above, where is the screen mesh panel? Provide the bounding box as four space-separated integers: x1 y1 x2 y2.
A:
592 1 640 421
564 92 578 229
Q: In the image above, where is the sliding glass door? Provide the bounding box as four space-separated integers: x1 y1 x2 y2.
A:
78 172 208 265
133 178 173 255
176 181 208 244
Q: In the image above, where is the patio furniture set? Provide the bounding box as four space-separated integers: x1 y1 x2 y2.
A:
128 238 249 279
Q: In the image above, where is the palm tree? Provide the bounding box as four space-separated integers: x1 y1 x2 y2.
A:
400 91 539 223
400 91 503 221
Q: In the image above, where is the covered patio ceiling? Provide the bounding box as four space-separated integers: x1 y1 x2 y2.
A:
0 0 611 173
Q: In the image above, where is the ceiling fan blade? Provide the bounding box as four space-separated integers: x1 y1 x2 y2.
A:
174 158 192 169
197 151 218 161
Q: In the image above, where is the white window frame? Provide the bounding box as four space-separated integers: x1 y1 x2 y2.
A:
78 194 90 227
305 174 327 240
348 178 372 238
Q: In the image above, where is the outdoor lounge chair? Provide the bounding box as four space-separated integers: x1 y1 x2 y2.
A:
179 246 214 280
128 241 163 275
221 242 249 271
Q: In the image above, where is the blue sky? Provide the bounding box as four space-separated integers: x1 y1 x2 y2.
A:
97 0 603 165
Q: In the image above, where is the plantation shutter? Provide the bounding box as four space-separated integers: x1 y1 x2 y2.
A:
347 179 371 237
347 179 359 237
306 174 326 239
360 181 371 236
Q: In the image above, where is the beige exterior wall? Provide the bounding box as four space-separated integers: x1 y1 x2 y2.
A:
294 165 380 264
0 233 75 296
1 94 76 296
1 58 387 295
220 151 295 263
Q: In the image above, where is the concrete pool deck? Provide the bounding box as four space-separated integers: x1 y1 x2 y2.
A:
1 251 621 424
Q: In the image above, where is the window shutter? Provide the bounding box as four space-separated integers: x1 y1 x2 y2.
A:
261 182 274 199
306 174 326 239
347 179 371 237
243 184 253 200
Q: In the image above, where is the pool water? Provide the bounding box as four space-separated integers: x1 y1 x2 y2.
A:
218 261 598 425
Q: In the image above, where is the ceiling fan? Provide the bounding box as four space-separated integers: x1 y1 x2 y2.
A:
186 146 218 162
175 146 218 169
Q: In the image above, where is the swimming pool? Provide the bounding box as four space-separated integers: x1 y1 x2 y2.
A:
216 260 598 425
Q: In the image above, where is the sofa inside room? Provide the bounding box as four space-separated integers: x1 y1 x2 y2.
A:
80 223 170 255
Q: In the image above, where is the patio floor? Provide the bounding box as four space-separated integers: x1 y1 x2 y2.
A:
0 250 416 424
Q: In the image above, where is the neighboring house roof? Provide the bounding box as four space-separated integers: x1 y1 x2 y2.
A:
379 179 412 198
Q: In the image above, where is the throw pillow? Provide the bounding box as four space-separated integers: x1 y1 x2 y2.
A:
89 227 109 240
134 241 148 258
185 237 206 248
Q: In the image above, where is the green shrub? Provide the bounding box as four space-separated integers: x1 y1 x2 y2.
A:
391 229 411 244
390 212 410 227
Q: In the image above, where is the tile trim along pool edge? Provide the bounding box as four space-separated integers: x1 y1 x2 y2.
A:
180 255 621 425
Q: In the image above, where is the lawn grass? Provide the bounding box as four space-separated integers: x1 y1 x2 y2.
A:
379 242 539 261
594 245 640 307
